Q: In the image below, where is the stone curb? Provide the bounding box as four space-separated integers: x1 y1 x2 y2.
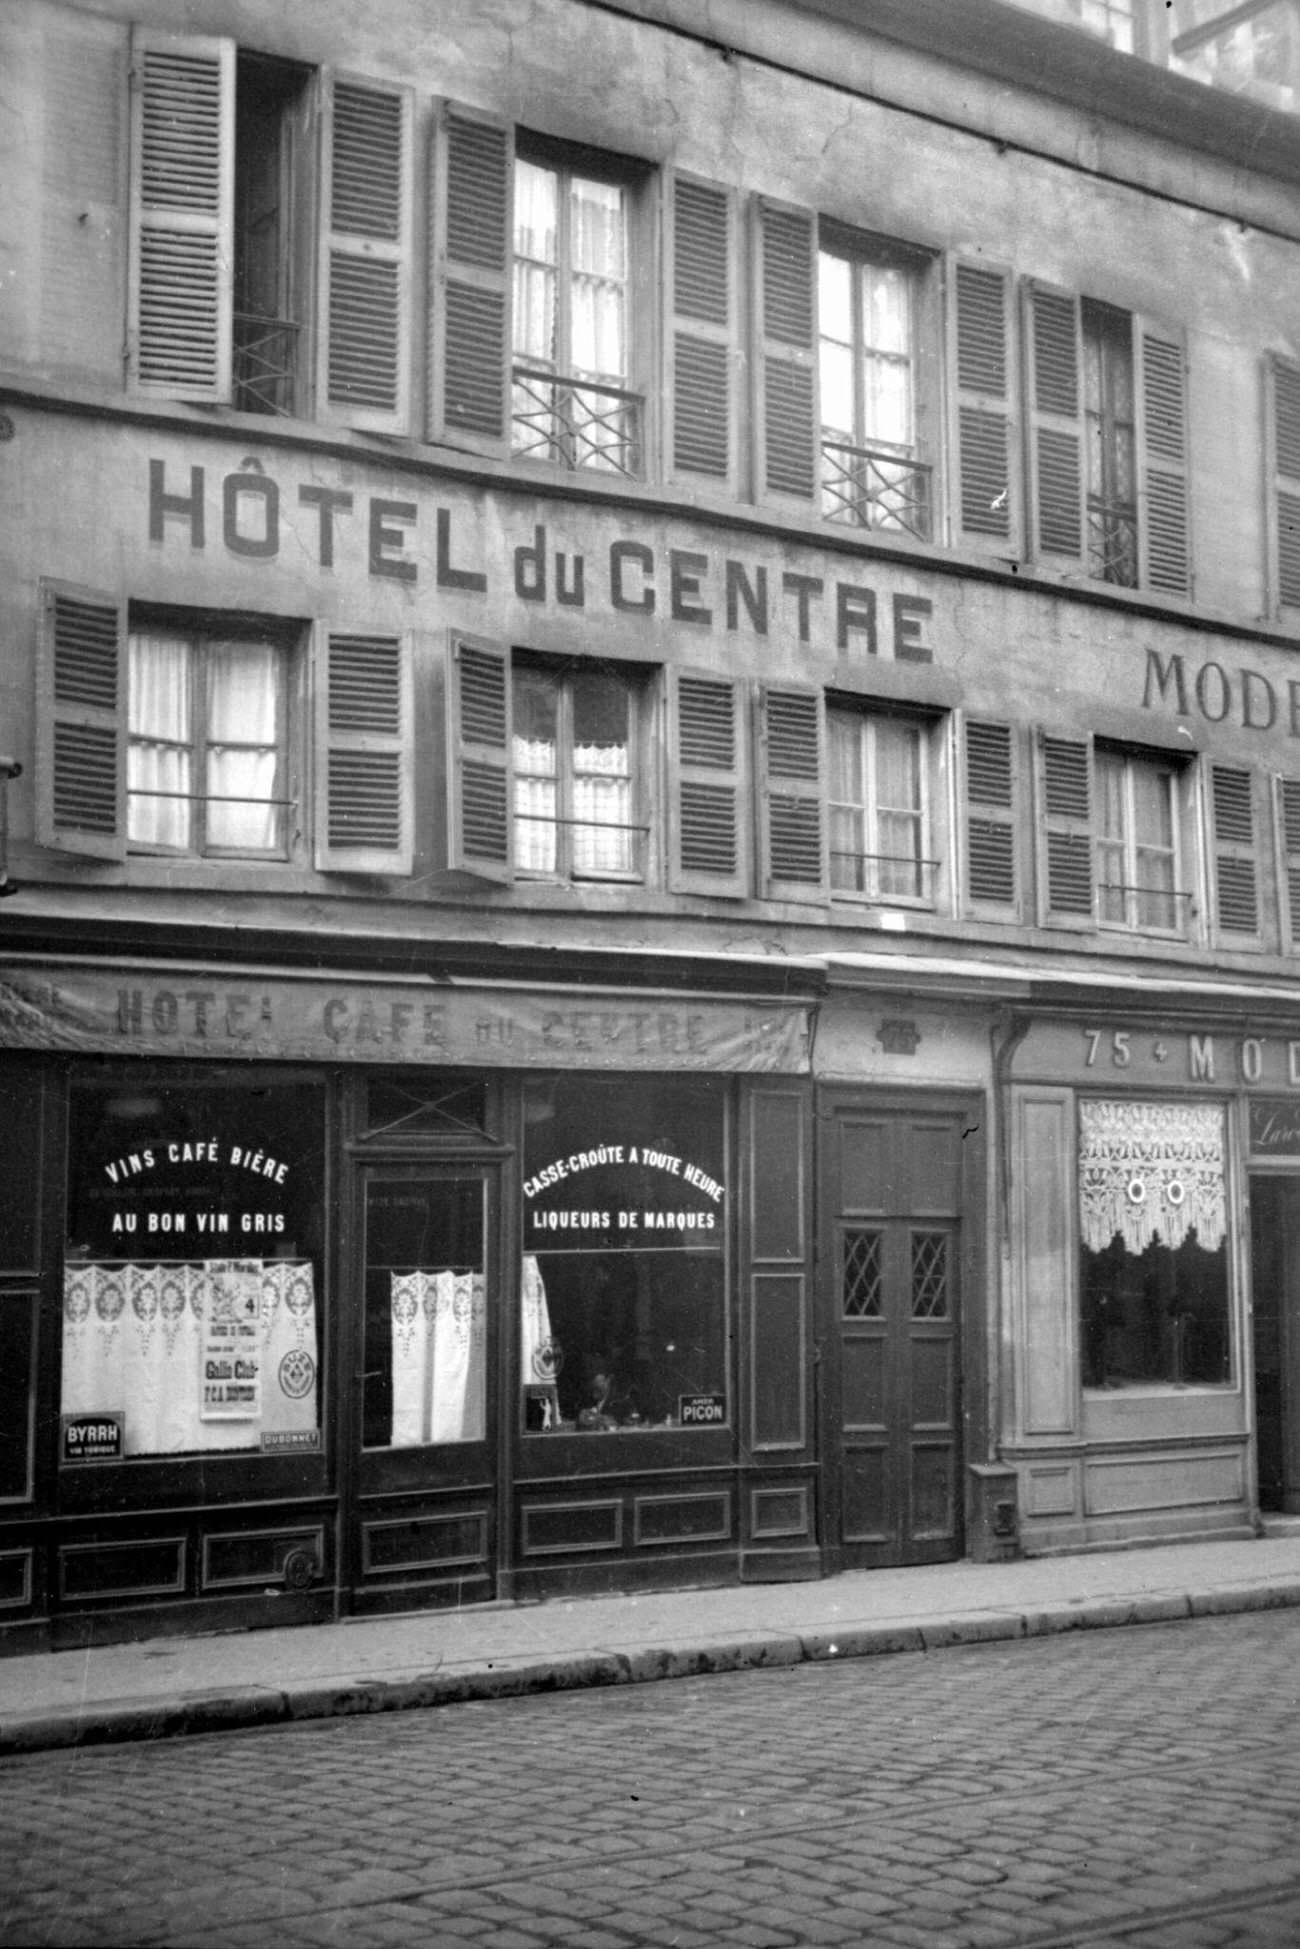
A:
4 1578 1300 1756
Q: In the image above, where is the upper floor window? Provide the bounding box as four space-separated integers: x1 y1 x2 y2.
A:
513 662 644 880
127 626 288 858
818 234 932 541
1095 745 1179 931
232 55 312 414
1083 300 1138 587
828 707 932 903
512 144 643 476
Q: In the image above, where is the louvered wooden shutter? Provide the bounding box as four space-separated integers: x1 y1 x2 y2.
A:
427 103 513 455
759 686 826 903
318 74 412 432
1268 358 1300 614
1277 778 1300 948
1136 320 1191 597
666 174 739 492
314 632 413 874
947 256 1018 554
36 581 126 859
448 636 513 881
1024 282 1084 565
668 671 746 897
1041 734 1093 920
128 31 234 402
965 719 1017 910
1210 763 1259 936
753 199 818 505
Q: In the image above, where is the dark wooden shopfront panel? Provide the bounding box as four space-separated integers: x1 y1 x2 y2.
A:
821 1101 966 1569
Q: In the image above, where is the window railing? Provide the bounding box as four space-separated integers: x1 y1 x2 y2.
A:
830 848 939 901
820 437 933 541
511 366 644 477
1098 879 1192 932
1087 497 1139 587
233 312 300 417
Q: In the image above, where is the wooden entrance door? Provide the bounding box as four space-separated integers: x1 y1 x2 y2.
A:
822 1102 965 1568
1251 1174 1300 1513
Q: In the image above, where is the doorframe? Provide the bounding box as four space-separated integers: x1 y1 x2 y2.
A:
815 1085 989 1573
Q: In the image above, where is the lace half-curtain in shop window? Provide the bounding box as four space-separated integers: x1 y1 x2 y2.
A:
389 1269 487 1445
1078 1099 1227 1254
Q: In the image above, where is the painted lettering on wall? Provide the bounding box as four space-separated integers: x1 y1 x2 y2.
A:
1143 649 1300 741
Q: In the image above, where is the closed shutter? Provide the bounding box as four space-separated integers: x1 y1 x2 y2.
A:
314 632 413 874
759 685 826 903
1210 763 1259 937
1136 320 1191 597
1267 358 1300 614
668 671 747 897
1277 777 1300 948
36 580 126 860
1041 734 1093 920
1024 281 1084 565
448 636 513 881
427 102 513 455
128 30 234 402
753 198 818 506
947 256 1018 554
666 173 739 493
965 719 1017 910
318 73 412 433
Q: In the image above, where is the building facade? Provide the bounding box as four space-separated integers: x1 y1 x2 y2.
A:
2 0 1300 1650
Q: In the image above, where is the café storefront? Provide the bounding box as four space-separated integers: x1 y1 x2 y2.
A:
0 957 822 1648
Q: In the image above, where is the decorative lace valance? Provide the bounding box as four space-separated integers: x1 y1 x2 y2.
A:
1079 1099 1226 1254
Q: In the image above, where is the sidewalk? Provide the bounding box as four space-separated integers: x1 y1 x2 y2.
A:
5 1527 1300 1757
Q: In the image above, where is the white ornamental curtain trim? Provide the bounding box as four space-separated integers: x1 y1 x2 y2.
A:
1078 1099 1227 1255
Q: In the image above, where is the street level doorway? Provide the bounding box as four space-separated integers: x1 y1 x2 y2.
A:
1250 1174 1300 1513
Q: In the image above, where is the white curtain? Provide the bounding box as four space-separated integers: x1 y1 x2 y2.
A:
569 175 626 382
128 630 192 848
389 1270 486 1446
1079 1100 1227 1254
513 735 558 871
128 634 279 852
520 1254 560 1429
61 1260 318 1456
572 742 631 874
206 642 279 851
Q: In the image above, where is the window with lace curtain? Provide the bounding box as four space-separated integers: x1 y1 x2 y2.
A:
512 662 644 881
127 625 290 858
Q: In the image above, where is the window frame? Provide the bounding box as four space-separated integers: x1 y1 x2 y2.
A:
510 654 651 886
1093 742 1185 937
825 699 942 911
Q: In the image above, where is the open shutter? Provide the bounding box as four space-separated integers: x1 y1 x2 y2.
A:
1040 733 1093 921
128 30 234 401
1267 358 1300 614
1210 763 1259 937
753 198 818 507
448 636 513 881
1136 319 1191 597
36 580 126 860
947 256 1019 555
314 632 413 874
965 718 1017 912
758 685 826 903
1024 281 1084 566
317 73 412 433
668 671 747 897
666 173 740 493
1277 778 1300 949
427 103 513 455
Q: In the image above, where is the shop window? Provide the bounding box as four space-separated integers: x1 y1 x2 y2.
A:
362 1176 486 1449
520 1076 727 1434
513 661 644 880
1080 1099 1231 1388
127 624 291 857
62 1080 325 1461
1095 745 1181 932
828 706 933 903
818 232 933 540
511 139 645 476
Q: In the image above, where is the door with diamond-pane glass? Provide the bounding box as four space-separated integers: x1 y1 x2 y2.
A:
823 1104 964 1567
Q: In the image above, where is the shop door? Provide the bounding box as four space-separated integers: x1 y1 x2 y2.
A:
348 1164 501 1613
821 1104 964 1568
1250 1176 1300 1513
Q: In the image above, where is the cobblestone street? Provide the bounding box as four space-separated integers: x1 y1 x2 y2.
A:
5 1609 1300 1948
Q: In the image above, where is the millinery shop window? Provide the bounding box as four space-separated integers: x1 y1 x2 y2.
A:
127 625 290 858
1080 1099 1231 1390
62 1080 325 1461
828 706 933 904
520 1076 727 1434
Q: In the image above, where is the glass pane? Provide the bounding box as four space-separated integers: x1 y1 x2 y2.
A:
129 632 191 741
520 1075 727 1433
513 668 559 872
205 641 281 853
828 713 866 893
570 176 626 381
363 1176 486 1449
818 251 852 342
63 1082 325 1459
874 718 923 899
819 338 854 441
862 261 911 357
128 631 192 849
513 160 558 369
571 673 633 876
514 159 558 265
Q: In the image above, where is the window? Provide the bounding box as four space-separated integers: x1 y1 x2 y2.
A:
363 1175 487 1450
1095 746 1180 931
818 235 932 540
513 663 642 879
1167 0 1300 111
1080 1099 1230 1390
232 55 311 414
520 1075 727 1434
127 626 289 858
512 144 643 475
1083 301 1138 587
828 708 932 902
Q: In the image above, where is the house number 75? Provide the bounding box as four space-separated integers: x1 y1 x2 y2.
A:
1083 1029 1131 1067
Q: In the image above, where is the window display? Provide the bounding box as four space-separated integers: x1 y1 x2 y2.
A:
62 1079 324 1458
521 1075 727 1432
